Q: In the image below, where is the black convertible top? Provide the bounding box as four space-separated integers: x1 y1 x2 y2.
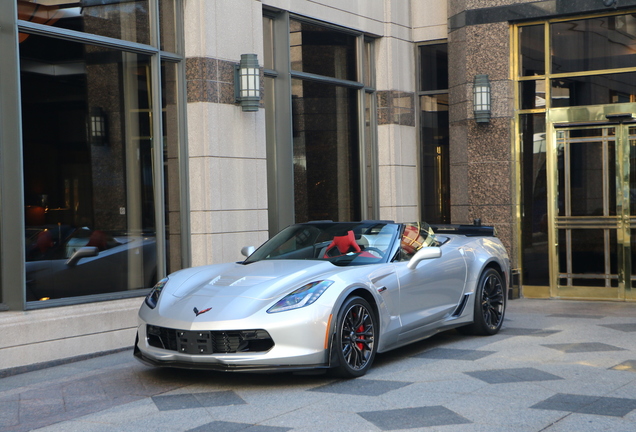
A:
429 223 496 237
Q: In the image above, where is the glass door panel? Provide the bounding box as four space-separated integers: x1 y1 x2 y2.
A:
554 125 623 299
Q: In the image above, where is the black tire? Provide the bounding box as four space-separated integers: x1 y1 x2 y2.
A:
459 268 506 336
332 296 377 378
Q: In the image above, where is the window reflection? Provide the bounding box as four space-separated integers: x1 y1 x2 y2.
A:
263 16 274 70
519 79 546 109
364 92 376 219
159 0 177 53
520 114 549 286
419 43 449 224
292 79 360 222
20 33 157 301
420 94 449 224
161 61 182 274
17 0 151 45
419 44 448 91
558 229 617 287
552 15 636 74
290 19 357 81
551 72 636 107
519 25 544 77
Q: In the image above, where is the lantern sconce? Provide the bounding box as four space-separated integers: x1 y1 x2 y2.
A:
235 54 261 112
473 74 491 124
89 107 108 145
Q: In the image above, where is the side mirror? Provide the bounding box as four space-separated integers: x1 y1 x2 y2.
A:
241 246 256 257
407 247 442 270
66 246 99 266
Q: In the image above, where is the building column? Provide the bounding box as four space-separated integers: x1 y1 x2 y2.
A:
375 0 419 223
448 13 516 264
184 0 269 265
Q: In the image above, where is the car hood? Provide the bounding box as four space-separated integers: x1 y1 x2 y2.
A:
153 260 346 323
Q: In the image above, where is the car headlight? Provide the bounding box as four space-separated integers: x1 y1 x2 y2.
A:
145 277 168 309
267 280 334 313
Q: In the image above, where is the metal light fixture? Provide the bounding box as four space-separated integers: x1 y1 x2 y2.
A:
89 107 108 145
235 54 260 112
473 74 491 123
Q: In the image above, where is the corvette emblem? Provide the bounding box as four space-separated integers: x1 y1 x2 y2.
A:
193 307 212 317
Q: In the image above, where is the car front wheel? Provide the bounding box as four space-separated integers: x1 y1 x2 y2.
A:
332 296 377 378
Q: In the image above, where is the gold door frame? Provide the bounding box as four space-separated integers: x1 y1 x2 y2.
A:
548 104 635 301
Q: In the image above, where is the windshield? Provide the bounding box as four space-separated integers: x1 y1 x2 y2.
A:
244 222 400 266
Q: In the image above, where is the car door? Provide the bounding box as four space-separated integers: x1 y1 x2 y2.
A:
394 227 467 339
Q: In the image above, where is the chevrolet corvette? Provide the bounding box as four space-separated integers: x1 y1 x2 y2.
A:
134 221 509 377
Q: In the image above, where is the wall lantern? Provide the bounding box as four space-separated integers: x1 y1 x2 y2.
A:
235 54 260 112
473 74 491 123
89 107 108 145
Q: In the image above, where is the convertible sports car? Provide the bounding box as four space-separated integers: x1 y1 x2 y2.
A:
134 221 510 378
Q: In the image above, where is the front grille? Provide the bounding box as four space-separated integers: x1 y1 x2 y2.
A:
146 325 274 354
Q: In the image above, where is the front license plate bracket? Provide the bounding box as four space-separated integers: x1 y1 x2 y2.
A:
176 330 213 354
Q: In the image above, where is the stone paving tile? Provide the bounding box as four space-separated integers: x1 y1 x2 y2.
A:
151 391 247 411
611 360 636 373
542 342 627 353
445 393 563 431
465 367 563 384
600 323 636 332
186 421 292 432
358 405 471 430
414 347 496 360
531 393 636 417
152 393 202 411
500 327 561 337
309 378 412 396
195 390 247 407
547 313 605 319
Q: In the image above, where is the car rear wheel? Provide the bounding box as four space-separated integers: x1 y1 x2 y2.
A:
332 296 377 378
459 268 505 336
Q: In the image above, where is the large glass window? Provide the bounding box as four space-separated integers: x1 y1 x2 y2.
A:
16 0 184 305
263 15 372 229
291 79 360 222
419 43 450 224
287 18 365 223
21 35 157 301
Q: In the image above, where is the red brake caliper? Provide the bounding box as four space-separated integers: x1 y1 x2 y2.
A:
352 311 365 351
356 324 365 350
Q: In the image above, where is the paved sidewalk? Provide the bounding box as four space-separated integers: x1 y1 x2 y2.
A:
1 298 636 432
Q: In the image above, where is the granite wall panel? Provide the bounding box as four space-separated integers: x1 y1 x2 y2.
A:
186 56 263 106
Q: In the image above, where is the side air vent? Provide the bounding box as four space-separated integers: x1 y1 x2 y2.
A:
452 293 471 317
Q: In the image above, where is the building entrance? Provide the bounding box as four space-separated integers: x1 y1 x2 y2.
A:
550 105 636 300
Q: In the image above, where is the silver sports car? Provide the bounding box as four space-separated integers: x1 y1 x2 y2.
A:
134 221 510 378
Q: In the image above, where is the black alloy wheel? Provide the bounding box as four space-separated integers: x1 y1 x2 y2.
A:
459 268 505 335
332 296 377 378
